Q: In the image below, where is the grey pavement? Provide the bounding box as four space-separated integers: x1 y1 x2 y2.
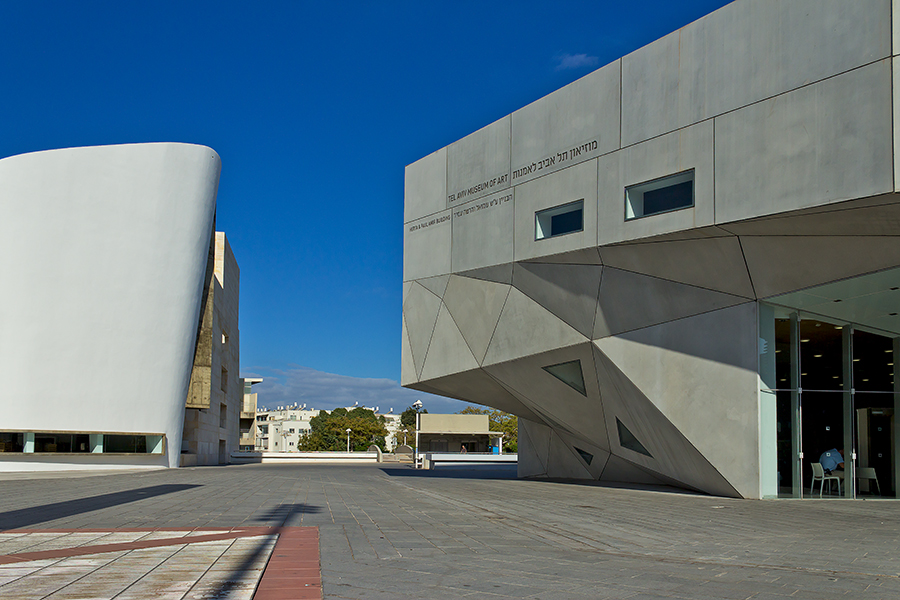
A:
1 463 899 599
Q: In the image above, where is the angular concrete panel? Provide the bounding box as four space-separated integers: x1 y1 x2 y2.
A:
512 263 602 337
451 189 514 272
594 268 750 339
517 417 550 478
485 344 610 453
592 344 739 497
599 236 754 298
598 120 714 246
458 263 514 284
441 275 510 365
716 60 893 223
622 0 891 145
402 282 443 379
417 275 450 299
719 195 900 237
404 147 447 223
545 429 594 480
513 159 599 262
407 367 543 423
447 115 510 207
483 287 588 366
522 247 602 265
511 60 620 185
551 428 611 480
594 303 759 498
400 315 416 386
404 208 451 282
599 454 669 487
741 236 900 299
420 305 479 381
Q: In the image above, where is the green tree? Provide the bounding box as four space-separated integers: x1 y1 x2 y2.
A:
458 406 518 452
297 407 388 451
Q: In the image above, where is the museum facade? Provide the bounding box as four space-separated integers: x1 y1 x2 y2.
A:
402 0 900 498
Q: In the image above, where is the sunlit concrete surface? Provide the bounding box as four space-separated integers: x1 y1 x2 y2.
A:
1 463 899 599
402 0 900 499
0 530 275 600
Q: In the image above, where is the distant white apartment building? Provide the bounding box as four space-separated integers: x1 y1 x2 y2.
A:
255 406 403 451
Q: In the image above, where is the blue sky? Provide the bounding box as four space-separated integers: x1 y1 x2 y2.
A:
0 0 730 414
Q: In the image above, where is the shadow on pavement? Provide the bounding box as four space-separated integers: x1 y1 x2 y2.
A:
0 484 201 530
248 503 322 526
380 464 519 480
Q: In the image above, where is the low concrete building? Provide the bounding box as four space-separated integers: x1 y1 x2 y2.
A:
417 414 503 453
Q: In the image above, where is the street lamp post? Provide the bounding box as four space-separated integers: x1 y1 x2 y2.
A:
346 428 352 453
413 399 423 468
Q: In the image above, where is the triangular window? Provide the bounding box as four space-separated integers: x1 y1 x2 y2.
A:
574 447 593 465
542 360 587 396
616 418 652 457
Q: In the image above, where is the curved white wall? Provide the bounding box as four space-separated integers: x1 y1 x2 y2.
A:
0 143 220 468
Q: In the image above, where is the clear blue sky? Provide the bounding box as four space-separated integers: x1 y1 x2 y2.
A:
0 0 730 413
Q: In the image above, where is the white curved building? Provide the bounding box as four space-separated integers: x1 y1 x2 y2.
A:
0 143 221 470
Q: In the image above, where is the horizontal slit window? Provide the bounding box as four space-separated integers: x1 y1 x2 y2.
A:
535 199 583 240
0 432 165 454
625 170 694 220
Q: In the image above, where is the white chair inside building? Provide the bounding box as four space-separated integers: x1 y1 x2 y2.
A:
811 462 842 497
857 467 882 495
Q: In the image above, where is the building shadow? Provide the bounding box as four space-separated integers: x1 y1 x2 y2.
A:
380 464 519 480
208 503 323 598
0 484 201 530
247 503 322 526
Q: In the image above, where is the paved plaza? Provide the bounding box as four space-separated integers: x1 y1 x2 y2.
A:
0 463 899 599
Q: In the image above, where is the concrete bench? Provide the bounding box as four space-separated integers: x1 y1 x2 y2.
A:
420 452 517 469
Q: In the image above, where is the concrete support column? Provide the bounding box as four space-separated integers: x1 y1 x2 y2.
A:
843 326 856 498
894 336 900 496
23 433 34 453
90 434 104 453
790 313 802 498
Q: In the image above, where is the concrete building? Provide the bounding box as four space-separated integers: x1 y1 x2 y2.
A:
255 406 403 452
0 142 238 471
255 407 321 452
181 232 241 466
402 0 900 498
417 414 503 453
240 378 263 451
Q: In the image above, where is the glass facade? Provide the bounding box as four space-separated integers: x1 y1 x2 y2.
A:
760 269 900 498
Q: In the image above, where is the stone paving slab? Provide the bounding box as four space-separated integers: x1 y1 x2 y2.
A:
1 463 899 598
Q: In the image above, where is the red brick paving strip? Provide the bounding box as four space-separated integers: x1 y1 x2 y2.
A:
253 527 322 600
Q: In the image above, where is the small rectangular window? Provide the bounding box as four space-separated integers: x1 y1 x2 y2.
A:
535 199 584 240
625 170 694 220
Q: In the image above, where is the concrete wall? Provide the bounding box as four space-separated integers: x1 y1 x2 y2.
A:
402 0 894 262
182 233 241 465
419 413 490 434
0 143 220 469
403 0 900 497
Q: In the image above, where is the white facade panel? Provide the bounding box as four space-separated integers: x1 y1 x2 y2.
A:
0 143 220 468
715 60 893 223
622 0 891 146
